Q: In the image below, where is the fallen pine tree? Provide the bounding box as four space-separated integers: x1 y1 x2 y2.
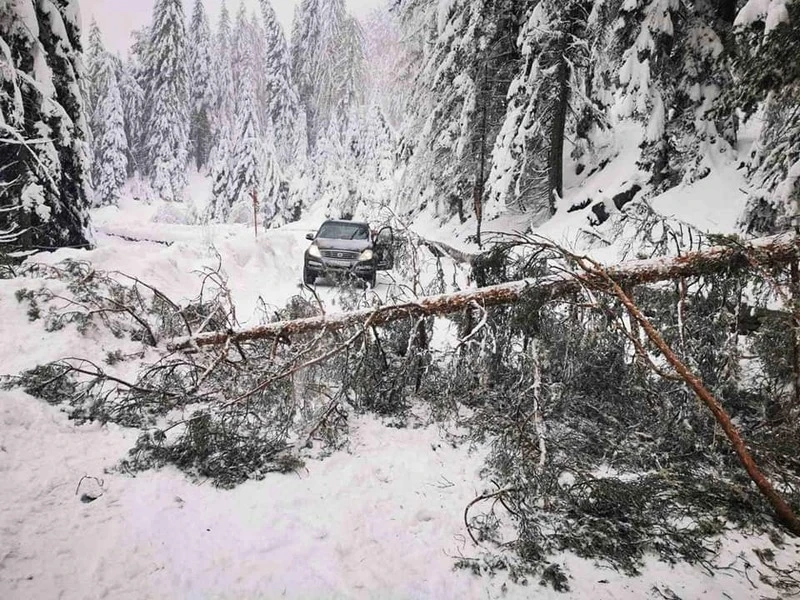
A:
165 231 800 537
169 232 800 351
6 230 800 573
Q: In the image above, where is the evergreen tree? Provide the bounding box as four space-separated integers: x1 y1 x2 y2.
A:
210 67 284 227
207 131 233 222
93 56 129 207
85 19 106 126
609 0 734 190
188 0 215 171
142 0 190 201
231 3 253 114
730 0 800 233
212 2 236 151
362 4 407 128
399 0 522 226
0 0 92 251
291 0 366 151
118 55 145 177
259 0 303 166
486 0 597 220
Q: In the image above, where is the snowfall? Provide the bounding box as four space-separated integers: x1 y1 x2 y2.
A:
2 136 799 599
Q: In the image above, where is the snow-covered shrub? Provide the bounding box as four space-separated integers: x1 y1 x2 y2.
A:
152 201 192 225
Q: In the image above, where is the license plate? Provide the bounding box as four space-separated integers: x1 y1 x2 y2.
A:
327 259 350 268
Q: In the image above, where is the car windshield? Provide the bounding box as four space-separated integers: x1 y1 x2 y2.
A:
316 222 370 240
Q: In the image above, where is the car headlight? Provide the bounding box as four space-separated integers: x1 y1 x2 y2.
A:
308 244 321 258
359 249 374 261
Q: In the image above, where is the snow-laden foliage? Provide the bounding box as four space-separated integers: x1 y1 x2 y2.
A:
486 0 599 223
140 0 190 201
291 0 366 152
605 0 735 191
188 0 215 171
211 1 236 143
84 20 106 140
362 3 408 129
0 0 91 252
93 56 128 207
118 42 146 177
398 0 521 228
259 0 305 168
207 71 286 228
396 0 799 230
231 2 253 115
729 0 800 233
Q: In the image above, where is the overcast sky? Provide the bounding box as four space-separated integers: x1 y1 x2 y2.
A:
81 0 380 55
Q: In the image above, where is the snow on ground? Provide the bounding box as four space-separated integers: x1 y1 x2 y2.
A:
410 122 751 265
2 384 798 600
2 165 798 599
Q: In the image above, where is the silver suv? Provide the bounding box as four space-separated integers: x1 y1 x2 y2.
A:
303 220 395 287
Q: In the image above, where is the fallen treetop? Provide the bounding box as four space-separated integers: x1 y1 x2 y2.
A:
169 233 799 351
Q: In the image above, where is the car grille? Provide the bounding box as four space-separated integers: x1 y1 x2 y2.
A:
321 250 359 260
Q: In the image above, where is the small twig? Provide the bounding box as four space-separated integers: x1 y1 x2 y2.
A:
464 485 519 545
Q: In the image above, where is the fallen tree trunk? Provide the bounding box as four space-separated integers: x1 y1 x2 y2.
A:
169 233 799 351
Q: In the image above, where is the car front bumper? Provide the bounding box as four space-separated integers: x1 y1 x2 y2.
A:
305 257 375 278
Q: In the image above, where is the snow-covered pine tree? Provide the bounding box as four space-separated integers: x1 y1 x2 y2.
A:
188 0 215 171
117 54 145 177
332 9 366 137
93 55 129 207
207 131 232 222
486 0 598 221
398 0 522 225
84 19 106 127
334 104 396 217
291 0 366 151
353 104 395 187
231 2 253 114
0 0 92 251
610 0 734 191
729 0 800 233
259 0 304 166
362 3 407 128
141 0 190 201
209 64 284 227
314 117 353 218
211 1 236 159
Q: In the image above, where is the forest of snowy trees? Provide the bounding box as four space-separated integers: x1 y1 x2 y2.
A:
1 0 799 252
398 0 800 239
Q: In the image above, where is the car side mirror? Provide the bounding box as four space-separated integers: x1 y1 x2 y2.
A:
305 233 315 241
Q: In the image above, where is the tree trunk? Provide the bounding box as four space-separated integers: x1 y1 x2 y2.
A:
792 261 800 409
548 38 569 215
169 233 800 351
716 0 738 24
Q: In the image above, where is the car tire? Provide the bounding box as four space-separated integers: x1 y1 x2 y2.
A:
303 267 315 286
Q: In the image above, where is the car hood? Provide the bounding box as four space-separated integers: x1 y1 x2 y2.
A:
314 238 372 251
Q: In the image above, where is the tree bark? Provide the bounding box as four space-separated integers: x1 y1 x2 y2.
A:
792 261 800 409
169 233 800 351
548 37 569 215
715 0 738 24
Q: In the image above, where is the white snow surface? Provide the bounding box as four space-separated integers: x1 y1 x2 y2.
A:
2 156 799 598
735 0 791 32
